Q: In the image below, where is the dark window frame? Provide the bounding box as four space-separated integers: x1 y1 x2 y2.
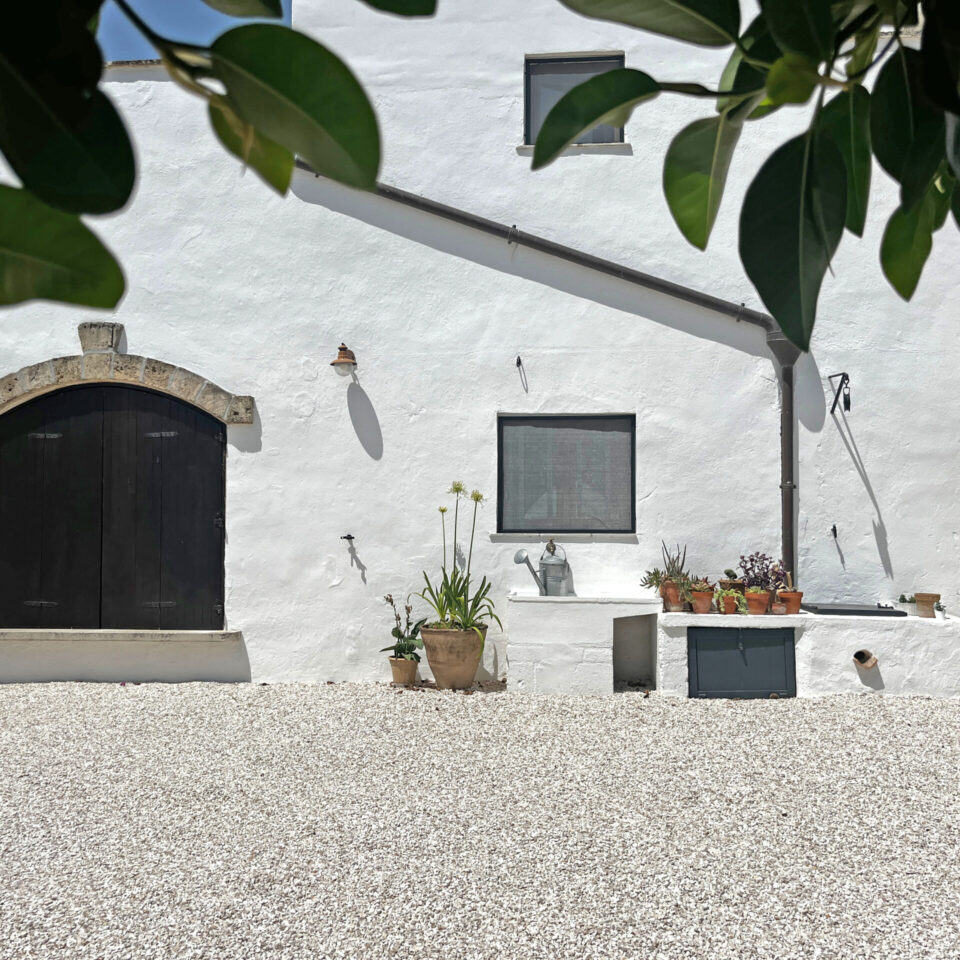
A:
497 413 637 535
523 54 626 147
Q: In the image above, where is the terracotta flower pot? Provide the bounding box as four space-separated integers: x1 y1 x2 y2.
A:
420 626 486 690
771 602 787 615
915 593 940 619
662 580 684 612
719 595 740 615
388 657 418 685
745 591 770 615
777 590 803 615
718 579 745 595
691 591 714 614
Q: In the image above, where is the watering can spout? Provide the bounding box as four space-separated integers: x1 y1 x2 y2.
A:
513 549 545 595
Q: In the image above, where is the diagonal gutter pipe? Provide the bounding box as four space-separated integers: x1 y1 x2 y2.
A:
301 167 802 581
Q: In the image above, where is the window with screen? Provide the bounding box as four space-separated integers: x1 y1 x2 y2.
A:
498 415 635 533
524 55 625 146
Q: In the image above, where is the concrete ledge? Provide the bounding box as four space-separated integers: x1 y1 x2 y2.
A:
508 593 661 607
0 631 250 683
0 629 243 642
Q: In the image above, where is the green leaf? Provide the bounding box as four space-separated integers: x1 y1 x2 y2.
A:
871 47 945 195
880 185 943 299
946 112 960 180
532 69 659 169
817 86 871 235
209 100 293 195
663 97 754 249
846 21 880 78
739 131 847 351
899 121 946 212
357 0 437 13
760 0 834 61
200 0 282 16
0 56 135 214
765 53 820 105
557 0 740 47
952 180 960 228
0 185 124 308
211 24 380 190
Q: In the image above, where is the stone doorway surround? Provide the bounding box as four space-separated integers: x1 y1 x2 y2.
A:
0 321 255 425
0 322 252 682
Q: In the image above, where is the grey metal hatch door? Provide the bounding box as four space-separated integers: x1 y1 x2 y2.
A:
687 627 796 698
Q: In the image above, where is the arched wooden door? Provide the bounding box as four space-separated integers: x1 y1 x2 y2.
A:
0 385 225 629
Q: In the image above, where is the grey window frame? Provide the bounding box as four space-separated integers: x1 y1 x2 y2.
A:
497 413 637 534
523 54 626 147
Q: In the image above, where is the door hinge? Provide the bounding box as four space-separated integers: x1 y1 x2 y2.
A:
142 601 177 608
213 513 224 528
144 430 178 438
23 600 58 607
213 603 224 616
27 432 62 440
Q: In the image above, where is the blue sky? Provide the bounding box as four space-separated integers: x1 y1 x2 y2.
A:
98 0 292 62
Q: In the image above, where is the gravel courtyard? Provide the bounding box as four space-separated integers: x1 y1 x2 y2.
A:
2 684 959 960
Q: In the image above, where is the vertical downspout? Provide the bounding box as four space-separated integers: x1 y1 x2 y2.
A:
766 331 801 585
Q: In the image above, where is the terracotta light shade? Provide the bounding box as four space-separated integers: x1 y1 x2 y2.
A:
331 343 357 376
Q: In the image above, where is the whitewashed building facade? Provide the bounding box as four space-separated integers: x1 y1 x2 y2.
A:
1 1 958 684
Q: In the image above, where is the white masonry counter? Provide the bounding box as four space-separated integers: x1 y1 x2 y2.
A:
506 593 661 695
657 612 960 698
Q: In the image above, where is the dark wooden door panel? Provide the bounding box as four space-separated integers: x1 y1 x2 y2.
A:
0 387 103 628
688 627 796 698
158 398 225 629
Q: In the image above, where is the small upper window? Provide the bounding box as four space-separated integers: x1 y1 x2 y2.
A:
524 55 625 147
498 415 636 534
97 0 292 64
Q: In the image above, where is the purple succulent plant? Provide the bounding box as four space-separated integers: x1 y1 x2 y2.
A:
738 552 786 592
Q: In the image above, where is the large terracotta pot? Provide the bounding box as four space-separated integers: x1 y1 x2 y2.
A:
420 626 486 690
388 657 418 685
777 590 804 615
745 591 770 615
662 580 684 612
915 593 940 619
691 591 714 614
718 579 745 596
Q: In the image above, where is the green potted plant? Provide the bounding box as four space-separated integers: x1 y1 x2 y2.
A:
420 482 502 690
739 552 786 612
898 593 917 616
718 568 745 595
380 594 425 685
715 587 747 615
687 576 714 614
745 586 770 615
776 571 804 615
659 542 689 612
935 601 947 621
641 567 665 596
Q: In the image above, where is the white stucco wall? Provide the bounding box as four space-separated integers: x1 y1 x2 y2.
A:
1 1 958 682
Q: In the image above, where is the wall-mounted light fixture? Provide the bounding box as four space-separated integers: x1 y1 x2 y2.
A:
828 372 850 414
331 343 357 377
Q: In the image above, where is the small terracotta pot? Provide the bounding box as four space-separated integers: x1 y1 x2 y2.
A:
389 657 418 685
691 591 714 614
420 626 486 690
777 590 804 615
771 602 787 615
662 580 684 612
915 593 940 619
745 591 770 615
719 595 740 615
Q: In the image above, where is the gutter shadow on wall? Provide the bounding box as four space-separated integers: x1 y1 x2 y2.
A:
292 174 771 362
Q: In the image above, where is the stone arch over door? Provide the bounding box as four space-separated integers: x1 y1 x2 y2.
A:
0 322 255 425
0 323 256 633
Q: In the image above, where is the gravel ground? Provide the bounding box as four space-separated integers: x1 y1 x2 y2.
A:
2 684 960 960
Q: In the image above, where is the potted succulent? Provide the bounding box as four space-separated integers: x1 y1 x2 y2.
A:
718 568 745 595
739 552 786 611
420 482 502 690
898 593 917 616
380 594 425 685
715 587 747 615
745 586 770 615
915 592 941 619
776 571 804 615
935 601 947 620
687 576 715 614
640 567 665 596
659 542 689 612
